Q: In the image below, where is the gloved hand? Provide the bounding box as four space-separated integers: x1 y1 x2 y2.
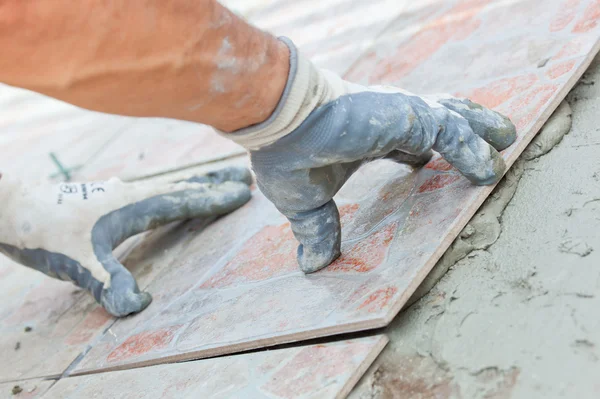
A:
0 166 252 317
218 37 517 274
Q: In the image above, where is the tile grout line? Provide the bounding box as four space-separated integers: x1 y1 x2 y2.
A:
68 326 389 379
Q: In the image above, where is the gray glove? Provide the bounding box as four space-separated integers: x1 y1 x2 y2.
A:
0 166 252 317
217 37 517 274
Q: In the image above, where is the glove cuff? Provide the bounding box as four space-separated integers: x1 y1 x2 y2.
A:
215 37 329 151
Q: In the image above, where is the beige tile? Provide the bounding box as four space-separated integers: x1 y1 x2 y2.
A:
45 336 387 399
0 379 53 399
0 258 115 382
247 0 412 75
0 84 128 183
74 120 245 182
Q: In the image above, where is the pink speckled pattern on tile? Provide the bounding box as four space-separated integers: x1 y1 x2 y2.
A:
68 0 600 375
44 336 387 399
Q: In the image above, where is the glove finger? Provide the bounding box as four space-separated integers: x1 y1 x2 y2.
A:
282 200 342 273
179 165 254 186
433 110 507 186
95 254 152 317
0 243 106 310
94 181 252 247
433 96 517 151
0 242 143 317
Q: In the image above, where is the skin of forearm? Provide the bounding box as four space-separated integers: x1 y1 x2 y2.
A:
0 0 289 132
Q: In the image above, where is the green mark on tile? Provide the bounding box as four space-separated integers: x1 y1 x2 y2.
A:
49 152 82 182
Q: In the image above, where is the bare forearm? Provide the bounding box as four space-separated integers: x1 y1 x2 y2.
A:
0 0 289 131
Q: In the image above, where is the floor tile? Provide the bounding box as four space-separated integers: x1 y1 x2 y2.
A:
0 84 128 182
69 0 600 375
0 257 116 382
0 379 53 399
246 0 413 75
74 119 245 182
0 84 244 184
45 336 387 399
71 158 468 373
0 233 151 382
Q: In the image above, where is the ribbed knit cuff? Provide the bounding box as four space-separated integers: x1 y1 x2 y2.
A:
215 37 326 151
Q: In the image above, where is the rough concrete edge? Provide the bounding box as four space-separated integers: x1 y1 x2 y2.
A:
407 100 573 307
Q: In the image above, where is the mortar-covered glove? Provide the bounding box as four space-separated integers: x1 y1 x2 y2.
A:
0 166 252 317
217 37 517 273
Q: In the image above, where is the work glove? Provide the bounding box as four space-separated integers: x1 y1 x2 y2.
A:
0 167 252 317
218 37 517 273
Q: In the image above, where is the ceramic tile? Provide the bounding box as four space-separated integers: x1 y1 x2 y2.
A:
74 118 245 182
0 256 116 382
45 336 387 399
0 84 244 185
69 0 600 375
72 158 461 373
0 379 53 399
0 231 150 382
0 84 129 182
246 0 415 75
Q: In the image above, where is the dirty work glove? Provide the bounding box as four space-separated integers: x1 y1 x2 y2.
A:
0 167 252 317
217 37 517 274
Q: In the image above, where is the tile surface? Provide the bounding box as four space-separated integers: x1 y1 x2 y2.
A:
74 120 245 182
45 336 387 399
0 86 244 184
0 257 115 382
0 379 53 399
0 84 128 182
245 0 413 75
69 0 600 375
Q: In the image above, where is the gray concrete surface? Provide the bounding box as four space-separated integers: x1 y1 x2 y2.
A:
350 55 600 399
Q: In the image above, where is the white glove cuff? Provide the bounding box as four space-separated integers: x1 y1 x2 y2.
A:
215 37 330 151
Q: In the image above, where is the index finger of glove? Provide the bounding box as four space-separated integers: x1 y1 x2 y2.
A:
432 110 507 186
426 95 517 151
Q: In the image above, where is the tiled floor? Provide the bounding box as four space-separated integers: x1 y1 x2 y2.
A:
74 119 245 181
0 84 128 182
247 0 415 75
0 253 116 382
44 336 387 399
65 0 600 375
0 0 598 396
0 379 52 399
0 89 245 184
